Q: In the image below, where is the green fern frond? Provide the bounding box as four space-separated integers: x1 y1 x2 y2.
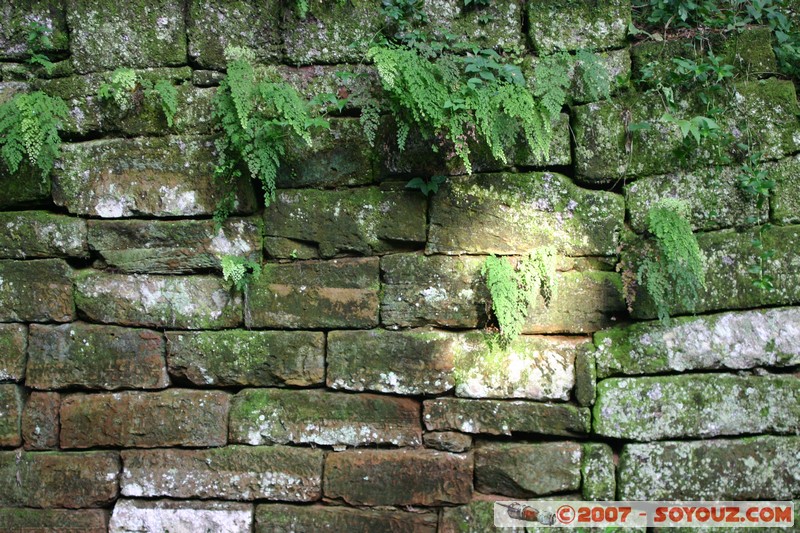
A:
153 80 178 127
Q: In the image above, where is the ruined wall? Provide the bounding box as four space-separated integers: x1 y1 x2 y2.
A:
0 1 799 531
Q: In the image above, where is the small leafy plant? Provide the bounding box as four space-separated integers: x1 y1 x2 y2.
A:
97 68 179 127
482 248 555 345
634 199 706 322
0 91 69 179
221 255 262 291
26 21 56 74
406 174 445 195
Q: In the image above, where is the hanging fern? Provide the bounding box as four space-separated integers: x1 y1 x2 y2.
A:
638 198 706 322
0 91 68 179
221 255 262 291
212 46 328 221
367 42 560 174
97 68 179 127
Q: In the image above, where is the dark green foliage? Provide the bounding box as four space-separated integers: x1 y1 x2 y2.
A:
212 46 328 221
26 21 56 74
221 255 262 291
637 199 706 322
0 91 68 179
406 175 445 195
97 69 179 127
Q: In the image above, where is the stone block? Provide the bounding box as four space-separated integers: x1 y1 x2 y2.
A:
122 446 323 501
255 504 438 533
0 1 69 60
325 449 472 506
66 0 186 73
282 0 384 65
625 165 766 232
0 211 87 259
618 436 800 500
772 154 800 224
88 217 261 274
0 509 108 533
109 499 252 533
60 389 230 448
187 0 282 69
427 172 624 256
423 431 472 453
628 225 800 319
0 385 22 447
275 118 379 188
229 388 421 447
263 187 425 258
527 0 630 53
245 258 379 329
475 441 582 497
424 398 591 437
594 374 800 441
582 442 615 501
0 450 119 507
0 259 74 323
0 324 26 382
166 330 324 387
74 272 243 330
53 136 257 217
327 329 457 395
21 391 59 450
27 323 168 390
0 164 50 209
594 307 800 378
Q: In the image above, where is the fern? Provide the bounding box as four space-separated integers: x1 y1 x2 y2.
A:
98 68 138 111
213 46 327 216
98 68 179 126
533 52 571 120
0 91 68 179
221 255 262 291
575 50 612 101
638 198 706 322
482 248 557 346
153 80 178 127
368 43 558 174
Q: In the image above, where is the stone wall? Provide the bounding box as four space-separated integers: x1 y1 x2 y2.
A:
1 1 799 531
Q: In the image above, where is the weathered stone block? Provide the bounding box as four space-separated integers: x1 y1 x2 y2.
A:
325 449 472 506
263 187 426 258
427 172 624 256
618 436 800 500
424 398 591 437
0 81 30 104
109 499 252 533
60 389 230 448
229 389 421 447
475 441 582 497
34 68 211 137
0 259 74 323
187 0 282 69
629 225 800 319
527 0 630 53
424 431 472 453
167 330 324 387
276 118 378 188
66 0 186 73
625 165 766 232
0 1 69 60
88 217 261 274
0 324 26 382
381 253 487 329
424 0 524 53
245 258 379 329
327 329 457 395
594 307 800 378
380 113 571 177
582 443 615 501
122 446 323 501
0 451 119 507
0 509 108 533
0 164 50 209
21 391 59 450
574 78 800 181
277 63 380 113
74 272 242 330
27 323 168 390
282 0 383 64
0 211 87 259
574 344 597 406
255 504 438 533
0 385 22 447
454 334 584 401
594 374 800 441
263 236 319 260
53 136 257 217
440 500 525 533
772 154 800 224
